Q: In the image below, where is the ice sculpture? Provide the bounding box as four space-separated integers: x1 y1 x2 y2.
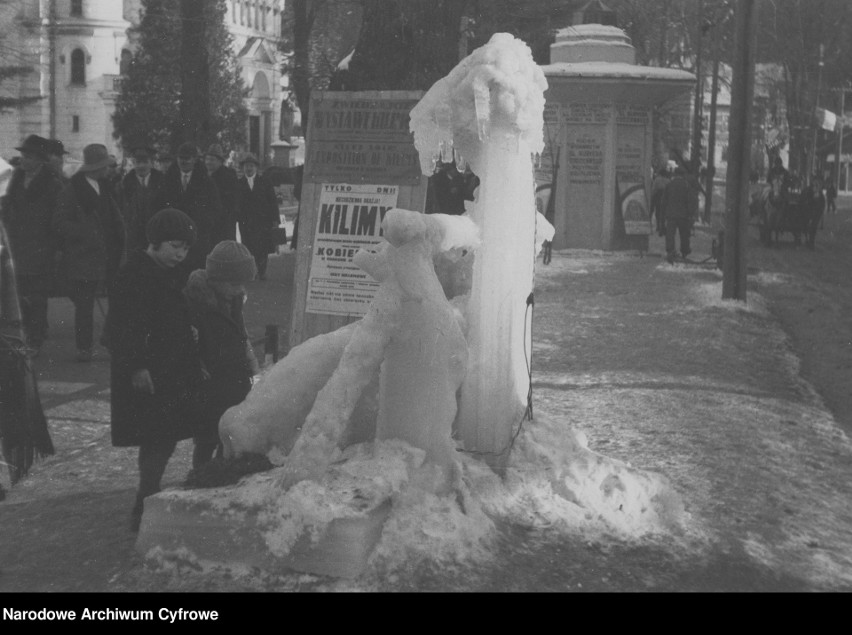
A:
136 33 682 581
410 33 552 469
221 32 553 481
275 210 480 490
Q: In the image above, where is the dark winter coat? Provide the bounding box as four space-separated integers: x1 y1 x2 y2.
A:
152 162 224 273
0 167 64 276
183 270 257 445
52 172 125 284
650 174 669 217
661 175 695 220
109 250 204 447
0 220 52 484
428 168 468 215
117 168 164 260
208 165 239 244
236 173 279 258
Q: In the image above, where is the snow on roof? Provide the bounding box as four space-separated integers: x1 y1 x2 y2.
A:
542 61 695 83
555 24 628 41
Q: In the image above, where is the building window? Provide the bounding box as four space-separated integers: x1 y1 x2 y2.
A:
70 48 86 85
72 115 80 132
70 0 82 17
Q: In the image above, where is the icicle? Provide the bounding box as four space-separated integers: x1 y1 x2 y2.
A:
473 78 491 141
429 154 439 175
440 139 454 164
455 150 467 172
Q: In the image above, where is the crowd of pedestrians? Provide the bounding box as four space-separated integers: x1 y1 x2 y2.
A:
0 134 286 527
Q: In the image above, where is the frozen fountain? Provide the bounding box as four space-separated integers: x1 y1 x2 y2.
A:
135 33 684 580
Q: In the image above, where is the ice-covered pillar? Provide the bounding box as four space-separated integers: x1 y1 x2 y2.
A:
410 34 547 471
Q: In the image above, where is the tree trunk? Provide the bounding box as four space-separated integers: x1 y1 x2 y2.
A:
291 0 313 130
176 0 210 149
723 0 759 301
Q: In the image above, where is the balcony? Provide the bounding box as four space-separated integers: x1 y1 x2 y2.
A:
102 74 124 94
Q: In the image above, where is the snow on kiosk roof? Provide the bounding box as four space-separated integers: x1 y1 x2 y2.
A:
541 23 694 105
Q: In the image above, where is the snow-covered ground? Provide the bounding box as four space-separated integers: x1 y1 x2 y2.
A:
125 243 852 592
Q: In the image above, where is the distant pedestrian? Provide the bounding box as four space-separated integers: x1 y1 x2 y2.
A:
801 176 826 249
155 151 174 175
236 152 279 280
826 181 837 215
204 144 239 243
661 166 696 263
152 142 224 275
109 208 205 532
116 146 163 261
289 163 304 251
184 240 259 469
767 156 791 194
650 167 670 236
52 143 125 361
0 135 64 356
44 139 70 185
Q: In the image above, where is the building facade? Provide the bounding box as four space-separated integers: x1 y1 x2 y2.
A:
1 0 287 171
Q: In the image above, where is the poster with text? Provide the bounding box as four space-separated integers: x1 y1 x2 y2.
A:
616 103 650 235
306 183 399 317
564 123 607 247
305 95 421 185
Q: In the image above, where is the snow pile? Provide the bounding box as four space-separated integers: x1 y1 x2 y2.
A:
409 32 547 176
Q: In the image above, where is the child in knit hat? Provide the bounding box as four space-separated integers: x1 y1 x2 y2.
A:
109 207 203 531
184 240 260 468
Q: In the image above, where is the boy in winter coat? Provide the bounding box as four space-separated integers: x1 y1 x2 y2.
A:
109 208 204 532
184 240 259 469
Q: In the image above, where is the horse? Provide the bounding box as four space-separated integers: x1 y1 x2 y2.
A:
750 179 808 247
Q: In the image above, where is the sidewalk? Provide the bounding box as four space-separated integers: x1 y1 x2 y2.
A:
2 228 851 591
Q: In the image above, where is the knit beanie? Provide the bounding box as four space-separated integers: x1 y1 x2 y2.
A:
146 208 197 246
206 240 257 283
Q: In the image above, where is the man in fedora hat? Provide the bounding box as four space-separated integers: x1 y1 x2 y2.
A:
116 146 164 261
0 135 64 356
52 143 125 361
44 139 70 185
236 152 280 280
155 151 174 175
204 143 238 243
152 141 224 275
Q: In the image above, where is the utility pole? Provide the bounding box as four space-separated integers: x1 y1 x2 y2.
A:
704 20 721 224
690 0 705 172
833 85 848 194
722 0 759 301
48 0 57 139
810 44 825 183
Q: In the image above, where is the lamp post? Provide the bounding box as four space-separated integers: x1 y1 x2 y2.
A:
690 0 705 173
832 84 850 194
